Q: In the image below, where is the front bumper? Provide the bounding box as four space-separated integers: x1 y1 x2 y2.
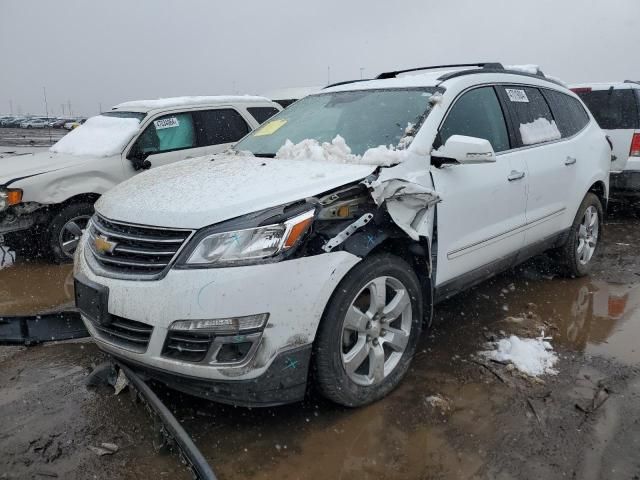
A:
610 170 640 197
75 237 360 397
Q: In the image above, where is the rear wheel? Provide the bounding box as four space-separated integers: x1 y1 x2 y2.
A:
314 254 424 407
555 192 603 277
47 202 94 263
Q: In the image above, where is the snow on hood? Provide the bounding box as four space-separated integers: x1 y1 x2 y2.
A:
96 155 377 229
50 115 140 157
275 135 410 167
0 150 98 186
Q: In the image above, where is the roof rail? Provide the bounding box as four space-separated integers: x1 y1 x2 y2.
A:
624 80 640 85
375 63 504 79
323 79 371 89
438 66 565 87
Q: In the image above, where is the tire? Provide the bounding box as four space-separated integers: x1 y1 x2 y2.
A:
47 202 94 263
313 254 424 407
555 192 603 277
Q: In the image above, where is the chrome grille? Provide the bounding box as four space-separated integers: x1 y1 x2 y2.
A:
90 316 153 353
87 214 193 277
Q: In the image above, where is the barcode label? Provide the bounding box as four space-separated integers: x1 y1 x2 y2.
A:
506 89 529 103
154 117 179 129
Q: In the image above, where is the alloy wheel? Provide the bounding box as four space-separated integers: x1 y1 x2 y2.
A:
59 215 91 258
577 205 599 265
340 276 413 386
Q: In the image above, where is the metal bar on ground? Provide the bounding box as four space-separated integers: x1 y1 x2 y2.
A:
0 310 88 345
117 363 218 480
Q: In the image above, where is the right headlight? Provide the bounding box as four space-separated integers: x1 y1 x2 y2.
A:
183 209 314 267
0 188 22 212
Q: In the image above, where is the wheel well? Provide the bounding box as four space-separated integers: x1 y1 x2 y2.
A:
588 181 607 211
368 237 434 326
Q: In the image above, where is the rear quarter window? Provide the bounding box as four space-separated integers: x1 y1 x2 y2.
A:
247 106 280 124
498 86 560 146
542 89 590 138
575 89 639 130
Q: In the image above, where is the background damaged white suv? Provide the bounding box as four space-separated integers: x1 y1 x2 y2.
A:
74 63 610 407
0 96 280 262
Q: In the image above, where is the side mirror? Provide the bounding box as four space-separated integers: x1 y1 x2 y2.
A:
431 135 497 168
127 146 153 171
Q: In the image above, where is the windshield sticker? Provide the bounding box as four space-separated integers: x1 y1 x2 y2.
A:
506 89 529 103
254 119 287 136
154 117 180 129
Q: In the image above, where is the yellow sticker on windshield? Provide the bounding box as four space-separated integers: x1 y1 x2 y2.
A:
254 119 287 136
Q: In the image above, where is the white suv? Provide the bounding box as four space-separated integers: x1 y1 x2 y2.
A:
0 96 280 262
74 64 610 407
571 81 640 199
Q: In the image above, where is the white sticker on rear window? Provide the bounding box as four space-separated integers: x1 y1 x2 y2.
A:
154 117 179 129
506 89 529 103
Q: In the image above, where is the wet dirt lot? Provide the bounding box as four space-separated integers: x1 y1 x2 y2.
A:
1 205 639 480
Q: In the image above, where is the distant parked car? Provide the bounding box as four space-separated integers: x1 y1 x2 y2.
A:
571 81 640 200
63 119 86 130
51 118 74 129
20 118 49 128
3 117 27 128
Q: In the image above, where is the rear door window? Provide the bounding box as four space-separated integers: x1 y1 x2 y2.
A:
541 89 590 138
498 86 560 146
247 106 280 124
439 86 510 152
575 89 639 130
192 109 250 146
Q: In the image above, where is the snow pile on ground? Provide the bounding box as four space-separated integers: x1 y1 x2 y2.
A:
275 135 409 166
50 115 141 157
0 246 15 270
481 334 558 377
519 118 561 146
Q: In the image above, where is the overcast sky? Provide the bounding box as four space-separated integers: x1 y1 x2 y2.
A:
1 0 639 116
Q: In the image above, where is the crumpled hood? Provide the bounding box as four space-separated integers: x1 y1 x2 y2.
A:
0 151 99 186
96 155 377 229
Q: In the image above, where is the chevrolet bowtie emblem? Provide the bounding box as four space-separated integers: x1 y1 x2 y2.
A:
94 235 117 254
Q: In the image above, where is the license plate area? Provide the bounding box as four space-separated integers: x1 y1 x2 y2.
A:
74 274 110 325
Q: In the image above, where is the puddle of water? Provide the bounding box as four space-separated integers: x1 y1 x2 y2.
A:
0 260 74 315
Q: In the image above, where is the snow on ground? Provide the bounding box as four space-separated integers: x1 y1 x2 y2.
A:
275 135 410 166
519 118 561 146
0 246 15 270
50 115 141 157
481 334 558 377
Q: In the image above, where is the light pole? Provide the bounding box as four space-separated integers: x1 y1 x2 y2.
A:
360 67 365 79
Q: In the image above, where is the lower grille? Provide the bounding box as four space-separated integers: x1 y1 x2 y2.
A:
91 316 153 353
162 331 214 362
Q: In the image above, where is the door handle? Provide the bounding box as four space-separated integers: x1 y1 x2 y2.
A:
565 156 577 166
508 170 526 181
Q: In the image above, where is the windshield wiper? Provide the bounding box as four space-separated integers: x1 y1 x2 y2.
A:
253 153 276 158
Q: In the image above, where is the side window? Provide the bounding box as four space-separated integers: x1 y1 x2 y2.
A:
192 109 250 146
542 89 590 138
500 86 560 146
575 89 639 130
439 87 510 152
133 112 196 156
247 106 280 124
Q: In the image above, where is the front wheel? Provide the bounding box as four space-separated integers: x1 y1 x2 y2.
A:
313 254 424 407
47 202 94 263
555 192 603 277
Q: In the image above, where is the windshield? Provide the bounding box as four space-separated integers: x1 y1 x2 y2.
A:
235 88 436 156
49 112 143 157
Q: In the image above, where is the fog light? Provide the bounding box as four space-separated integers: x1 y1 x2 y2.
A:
169 313 269 335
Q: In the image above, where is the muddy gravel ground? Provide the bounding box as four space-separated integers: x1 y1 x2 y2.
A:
1 204 639 480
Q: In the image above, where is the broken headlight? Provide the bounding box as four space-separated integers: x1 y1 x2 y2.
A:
183 210 314 266
0 188 22 212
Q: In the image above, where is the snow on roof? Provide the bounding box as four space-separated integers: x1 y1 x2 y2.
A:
569 81 640 90
261 86 322 101
113 95 273 111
